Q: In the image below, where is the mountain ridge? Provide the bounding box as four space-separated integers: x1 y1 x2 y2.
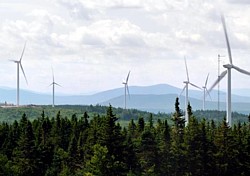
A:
1 84 250 114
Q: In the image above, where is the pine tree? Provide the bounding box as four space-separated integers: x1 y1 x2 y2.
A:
148 113 154 129
68 133 78 170
214 118 237 175
12 120 38 176
128 119 137 138
185 116 203 175
137 117 145 133
98 105 127 175
137 129 159 175
84 144 109 176
154 119 171 175
170 97 186 175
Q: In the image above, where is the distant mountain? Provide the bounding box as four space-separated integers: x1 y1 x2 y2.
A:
101 94 250 114
1 84 250 114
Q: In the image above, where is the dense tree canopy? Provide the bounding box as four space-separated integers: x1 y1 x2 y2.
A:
0 103 249 175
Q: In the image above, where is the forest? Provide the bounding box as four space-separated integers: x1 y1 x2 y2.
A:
0 98 250 176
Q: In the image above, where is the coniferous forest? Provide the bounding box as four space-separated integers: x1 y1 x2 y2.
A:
0 98 250 175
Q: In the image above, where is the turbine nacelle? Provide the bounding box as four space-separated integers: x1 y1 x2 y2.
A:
223 64 233 69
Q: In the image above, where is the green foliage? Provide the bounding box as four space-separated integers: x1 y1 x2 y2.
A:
84 144 109 175
0 104 249 175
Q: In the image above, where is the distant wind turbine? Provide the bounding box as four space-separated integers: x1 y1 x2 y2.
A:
180 57 201 126
202 73 211 111
181 57 201 126
9 42 28 107
122 71 130 110
208 14 250 127
50 68 61 107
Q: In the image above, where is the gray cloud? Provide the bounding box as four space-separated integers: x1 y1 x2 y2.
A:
118 34 145 47
81 33 105 46
227 0 250 4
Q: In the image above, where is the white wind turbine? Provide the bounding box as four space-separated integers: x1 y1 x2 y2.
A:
122 71 130 110
202 73 211 111
209 14 250 127
10 42 28 107
49 68 61 107
180 57 201 126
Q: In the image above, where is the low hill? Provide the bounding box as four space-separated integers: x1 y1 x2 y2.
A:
0 105 248 125
102 94 250 114
1 84 250 114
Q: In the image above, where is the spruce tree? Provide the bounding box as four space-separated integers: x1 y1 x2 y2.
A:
12 120 38 176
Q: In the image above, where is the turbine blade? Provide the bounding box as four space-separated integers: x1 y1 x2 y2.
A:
205 73 209 87
221 14 233 65
51 67 55 82
233 65 250 76
126 84 130 99
208 70 227 93
184 56 189 82
126 70 131 83
9 59 17 62
20 63 28 84
20 42 27 62
179 85 186 97
55 82 62 87
189 82 202 90
205 88 212 100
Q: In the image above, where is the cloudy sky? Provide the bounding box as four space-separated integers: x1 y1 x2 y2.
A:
1 0 250 95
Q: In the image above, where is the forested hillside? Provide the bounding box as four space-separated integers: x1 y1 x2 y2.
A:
0 105 168 125
0 104 248 125
0 99 250 175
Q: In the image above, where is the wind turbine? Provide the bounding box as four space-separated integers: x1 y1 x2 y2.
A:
122 71 130 110
209 14 250 127
180 57 201 126
49 68 61 107
10 42 28 107
202 73 211 111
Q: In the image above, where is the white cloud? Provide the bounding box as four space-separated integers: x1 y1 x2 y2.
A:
0 0 250 95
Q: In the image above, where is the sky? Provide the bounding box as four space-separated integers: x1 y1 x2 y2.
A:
1 0 250 95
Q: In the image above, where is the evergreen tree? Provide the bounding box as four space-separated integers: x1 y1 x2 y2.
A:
170 97 186 175
187 101 193 118
84 144 109 176
214 118 238 175
12 120 38 176
68 133 78 170
98 105 127 175
185 116 203 175
137 117 145 132
128 119 137 138
157 119 171 175
137 129 159 175
148 113 154 129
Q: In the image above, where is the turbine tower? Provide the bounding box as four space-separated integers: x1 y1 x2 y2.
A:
10 42 28 107
122 71 130 110
209 14 250 127
50 68 61 107
180 57 201 126
202 73 211 111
